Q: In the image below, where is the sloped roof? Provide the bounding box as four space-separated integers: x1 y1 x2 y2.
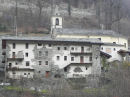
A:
1 35 103 44
56 28 127 38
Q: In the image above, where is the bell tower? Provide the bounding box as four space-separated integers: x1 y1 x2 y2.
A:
51 5 63 37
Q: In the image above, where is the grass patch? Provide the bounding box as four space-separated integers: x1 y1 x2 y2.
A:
4 86 48 94
84 88 105 94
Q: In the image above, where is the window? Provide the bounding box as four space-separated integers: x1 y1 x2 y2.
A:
113 42 116 44
26 61 30 66
86 67 88 70
48 44 52 47
89 57 92 61
124 43 126 48
25 53 28 57
64 56 67 61
57 56 60 60
28 73 30 75
56 18 59 25
101 47 103 50
2 40 6 49
71 57 74 61
57 47 60 50
38 43 42 46
114 48 116 51
64 47 67 50
81 46 84 52
45 51 48 56
15 62 18 65
39 51 42 56
12 72 16 74
25 43 29 49
39 61 42 65
80 56 84 63
12 52 15 58
98 38 101 40
38 71 41 73
24 73 26 75
13 43 16 49
9 63 12 68
45 61 48 65
71 47 74 50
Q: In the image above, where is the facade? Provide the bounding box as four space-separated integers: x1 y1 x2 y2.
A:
0 36 102 79
51 15 128 62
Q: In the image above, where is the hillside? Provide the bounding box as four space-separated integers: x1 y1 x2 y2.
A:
0 0 130 38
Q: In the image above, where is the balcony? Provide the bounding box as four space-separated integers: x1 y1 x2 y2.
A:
7 51 24 61
70 61 92 65
7 67 34 71
70 50 92 55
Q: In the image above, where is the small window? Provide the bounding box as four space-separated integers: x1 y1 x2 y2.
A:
98 38 101 40
71 57 74 61
9 63 12 68
26 61 30 66
124 43 126 48
113 42 116 44
86 67 88 70
2 52 6 55
39 61 42 65
25 53 28 57
57 47 60 50
64 47 67 50
12 52 15 58
57 56 60 60
71 47 74 50
114 48 116 51
13 43 16 49
56 18 59 25
48 44 52 47
25 43 29 49
24 73 26 75
38 71 41 73
89 57 92 61
64 56 67 61
15 62 18 65
28 73 30 75
101 47 103 50
39 51 42 56
45 61 48 65
12 72 16 74
81 46 84 52
45 51 48 56
38 43 42 46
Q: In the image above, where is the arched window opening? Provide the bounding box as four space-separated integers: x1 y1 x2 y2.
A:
56 18 59 25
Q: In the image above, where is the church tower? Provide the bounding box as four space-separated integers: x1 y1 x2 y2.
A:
51 5 63 38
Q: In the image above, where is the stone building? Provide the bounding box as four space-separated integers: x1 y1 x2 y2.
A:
0 36 102 79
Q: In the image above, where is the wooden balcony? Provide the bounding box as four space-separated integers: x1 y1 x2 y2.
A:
7 51 24 61
70 51 92 55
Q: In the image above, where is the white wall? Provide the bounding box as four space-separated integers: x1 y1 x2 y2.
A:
66 66 92 78
7 41 35 69
101 45 125 62
52 45 92 69
51 16 62 29
8 71 34 79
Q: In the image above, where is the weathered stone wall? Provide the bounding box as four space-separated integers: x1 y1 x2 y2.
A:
92 44 101 75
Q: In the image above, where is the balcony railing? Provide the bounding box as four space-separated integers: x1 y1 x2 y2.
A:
70 50 92 55
7 51 24 61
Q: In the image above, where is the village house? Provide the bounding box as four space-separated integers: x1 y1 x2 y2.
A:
0 36 102 79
